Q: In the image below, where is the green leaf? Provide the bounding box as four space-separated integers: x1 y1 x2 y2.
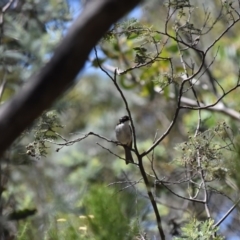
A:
2 50 28 61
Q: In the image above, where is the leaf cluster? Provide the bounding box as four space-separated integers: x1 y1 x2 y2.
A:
26 111 63 158
82 185 141 240
174 122 237 185
0 0 70 101
174 218 224 240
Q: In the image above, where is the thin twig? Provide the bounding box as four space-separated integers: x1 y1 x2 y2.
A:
94 46 165 240
181 81 240 111
160 181 205 203
213 198 240 227
196 150 211 218
93 47 139 156
44 131 116 151
96 142 126 162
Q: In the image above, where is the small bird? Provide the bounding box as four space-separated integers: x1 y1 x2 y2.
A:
115 115 134 164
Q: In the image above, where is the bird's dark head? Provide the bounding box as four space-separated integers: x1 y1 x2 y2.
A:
119 115 130 123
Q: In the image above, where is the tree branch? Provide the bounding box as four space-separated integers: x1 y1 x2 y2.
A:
0 0 141 157
213 198 240 227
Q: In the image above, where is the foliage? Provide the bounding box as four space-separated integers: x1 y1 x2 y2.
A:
0 0 69 101
174 218 224 240
26 111 63 158
15 184 145 240
82 185 142 240
175 122 233 181
2 0 240 239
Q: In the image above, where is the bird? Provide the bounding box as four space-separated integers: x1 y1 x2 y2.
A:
115 115 134 164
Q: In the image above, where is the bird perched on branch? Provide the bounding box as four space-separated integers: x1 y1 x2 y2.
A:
115 115 134 164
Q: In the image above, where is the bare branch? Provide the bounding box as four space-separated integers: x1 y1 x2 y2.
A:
214 198 240 227
44 131 116 152
93 47 140 158
181 81 240 111
140 80 184 157
96 142 128 163
138 155 165 239
160 181 205 203
95 38 166 240
91 60 240 121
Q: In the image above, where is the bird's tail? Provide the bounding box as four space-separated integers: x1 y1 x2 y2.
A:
124 147 134 165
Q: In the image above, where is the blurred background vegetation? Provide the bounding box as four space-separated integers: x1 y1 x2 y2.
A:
1 0 240 239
